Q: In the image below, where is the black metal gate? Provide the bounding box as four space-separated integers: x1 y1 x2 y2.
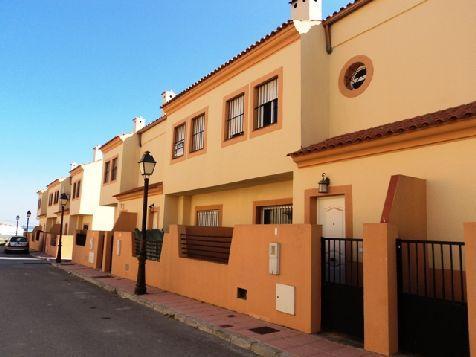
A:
396 239 469 357
321 238 364 341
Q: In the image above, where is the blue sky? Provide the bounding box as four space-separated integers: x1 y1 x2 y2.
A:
0 0 350 226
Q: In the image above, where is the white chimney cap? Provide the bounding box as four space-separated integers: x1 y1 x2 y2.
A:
70 162 78 171
93 145 103 162
162 90 176 105
290 0 322 22
133 116 146 133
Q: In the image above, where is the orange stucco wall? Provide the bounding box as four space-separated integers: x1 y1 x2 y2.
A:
112 224 321 333
464 223 476 357
71 231 105 269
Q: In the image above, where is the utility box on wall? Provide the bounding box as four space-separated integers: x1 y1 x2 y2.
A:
269 242 280 275
276 284 295 315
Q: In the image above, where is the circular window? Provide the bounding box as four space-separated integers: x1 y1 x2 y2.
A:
339 55 374 98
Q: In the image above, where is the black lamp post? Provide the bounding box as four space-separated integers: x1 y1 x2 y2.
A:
135 151 157 295
15 215 20 235
56 193 69 264
26 211 31 234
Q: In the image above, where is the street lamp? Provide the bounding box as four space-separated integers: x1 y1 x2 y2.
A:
15 215 20 235
26 211 31 234
135 151 157 295
56 193 69 264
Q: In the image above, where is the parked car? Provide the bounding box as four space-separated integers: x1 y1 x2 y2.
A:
4 236 29 254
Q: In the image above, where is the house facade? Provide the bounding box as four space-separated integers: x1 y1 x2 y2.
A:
30 0 476 355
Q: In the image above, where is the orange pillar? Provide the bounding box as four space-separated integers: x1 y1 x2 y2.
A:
464 223 476 357
363 223 398 356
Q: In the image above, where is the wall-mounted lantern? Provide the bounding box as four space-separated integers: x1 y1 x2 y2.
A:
318 173 330 194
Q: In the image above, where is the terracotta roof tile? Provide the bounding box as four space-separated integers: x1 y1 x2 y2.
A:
137 115 167 135
161 21 294 110
290 101 476 157
323 0 374 25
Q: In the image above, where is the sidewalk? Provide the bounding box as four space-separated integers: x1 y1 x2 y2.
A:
34 253 376 357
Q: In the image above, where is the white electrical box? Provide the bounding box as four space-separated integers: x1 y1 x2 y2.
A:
269 242 280 275
276 284 295 315
117 240 121 256
88 252 95 264
89 238 94 250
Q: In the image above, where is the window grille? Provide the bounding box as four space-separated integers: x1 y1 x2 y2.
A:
255 78 278 129
226 94 244 139
260 204 292 224
191 114 205 152
173 124 185 158
197 210 220 227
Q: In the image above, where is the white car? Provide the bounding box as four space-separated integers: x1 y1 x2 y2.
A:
4 236 29 254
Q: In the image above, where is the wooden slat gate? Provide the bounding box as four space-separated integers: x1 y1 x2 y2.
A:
396 239 469 356
321 237 364 341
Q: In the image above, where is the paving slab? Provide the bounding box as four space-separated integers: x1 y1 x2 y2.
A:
31 253 380 357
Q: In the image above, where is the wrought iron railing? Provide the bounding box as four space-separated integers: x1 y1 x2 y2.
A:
396 239 466 303
321 238 363 287
134 230 164 261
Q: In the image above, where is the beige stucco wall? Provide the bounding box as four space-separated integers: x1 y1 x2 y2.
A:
293 137 476 242
71 160 115 231
141 40 301 195
326 0 476 136
99 134 141 207
37 190 48 218
117 193 163 231
184 179 293 226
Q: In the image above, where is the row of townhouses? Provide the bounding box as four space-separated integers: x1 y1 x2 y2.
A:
30 0 476 356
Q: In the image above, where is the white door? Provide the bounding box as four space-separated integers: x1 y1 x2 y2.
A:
318 196 345 238
318 196 346 282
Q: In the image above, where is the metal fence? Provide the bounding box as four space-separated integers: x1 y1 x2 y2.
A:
396 239 466 302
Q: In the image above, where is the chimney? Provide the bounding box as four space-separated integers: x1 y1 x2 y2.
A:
133 116 146 133
290 0 322 22
70 162 78 171
162 90 176 105
93 145 102 162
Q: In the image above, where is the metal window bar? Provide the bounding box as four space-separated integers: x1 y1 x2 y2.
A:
321 238 363 287
197 210 220 227
191 115 205 152
261 205 292 224
396 239 466 303
227 94 244 139
255 78 278 129
173 124 185 158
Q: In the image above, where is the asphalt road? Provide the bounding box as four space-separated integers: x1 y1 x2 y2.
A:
0 247 252 357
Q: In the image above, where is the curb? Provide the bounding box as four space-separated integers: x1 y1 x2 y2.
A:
43 259 286 357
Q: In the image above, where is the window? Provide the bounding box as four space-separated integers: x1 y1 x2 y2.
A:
346 63 367 90
190 114 205 152
72 180 81 199
38 199 41 209
54 191 59 204
111 158 118 181
196 209 220 227
104 161 110 183
339 55 374 98
259 204 293 224
226 94 245 140
48 194 53 206
173 123 186 158
255 77 278 129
